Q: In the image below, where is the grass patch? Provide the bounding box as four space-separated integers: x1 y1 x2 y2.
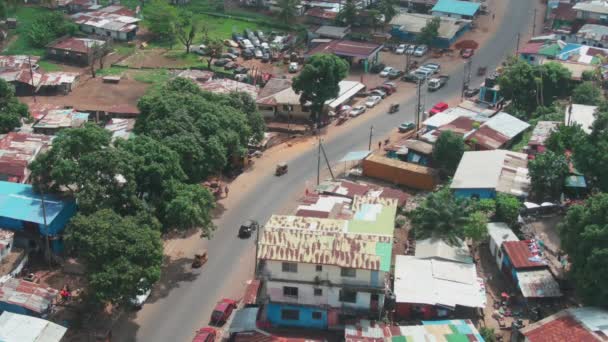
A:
37 60 63 72
97 66 128 77
3 6 53 56
114 43 137 56
133 69 170 84
511 129 533 152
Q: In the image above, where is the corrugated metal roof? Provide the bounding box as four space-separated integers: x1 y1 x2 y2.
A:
529 121 560 147
71 5 140 32
48 36 106 54
0 279 58 315
414 237 473 264
199 79 258 100
0 312 67 342
566 104 598 134
520 307 608 342
0 56 40 72
345 319 484 342
389 13 471 40
0 133 53 182
487 222 518 250
502 240 547 269
306 39 382 58
33 109 89 130
265 215 348 233
0 181 74 227
431 0 480 16
516 269 562 298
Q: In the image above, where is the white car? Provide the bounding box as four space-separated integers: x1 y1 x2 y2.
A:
370 88 387 99
242 39 254 49
235 74 248 82
261 42 270 51
193 44 207 55
406 45 416 55
395 44 407 54
130 280 152 309
289 62 299 73
422 63 440 74
414 45 428 57
379 66 394 77
349 105 366 117
365 96 382 108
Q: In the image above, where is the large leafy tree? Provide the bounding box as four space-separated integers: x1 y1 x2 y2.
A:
432 131 465 179
498 58 540 114
160 181 215 235
143 0 178 42
175 10 197 53
572 81 603 105
407 187 472 246
538 62 572 104
464 211 489 244
336 0 358 26
545 124 585 154
292 54 349 128
417 16 440 46
66 209 163 305
0 79 28 133
528 151 570 201
571 108 608 191
495 194 520 226
278 0 298 24
27 11 77 47
559 193 608 306
376 0 397 23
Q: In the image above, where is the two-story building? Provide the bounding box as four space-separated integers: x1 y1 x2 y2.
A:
573 0 608 22
257 197 397 330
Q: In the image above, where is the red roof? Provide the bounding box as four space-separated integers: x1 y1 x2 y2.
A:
519 42 544 55
295 209 330 218
305 7 337 20
522 315 600 342
306 40 383 58
243 279 261 305
502 240 546 269
551 3 577 22
48 36 103 54
467 125 510 150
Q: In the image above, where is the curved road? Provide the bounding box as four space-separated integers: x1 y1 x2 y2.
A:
114 1 536 340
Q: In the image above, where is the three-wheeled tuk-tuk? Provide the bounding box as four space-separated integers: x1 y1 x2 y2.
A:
389 104 400 113
275 162 288 176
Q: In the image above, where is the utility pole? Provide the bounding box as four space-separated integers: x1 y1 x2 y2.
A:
320 141 335 180
461 59 472 100
368 125 373 150
532 8 537 37
516 32 521 54
316 137 321 185
405 53 411 73
28 55 37 103
254 221 261 276
39 186 51 268
415 80 422 132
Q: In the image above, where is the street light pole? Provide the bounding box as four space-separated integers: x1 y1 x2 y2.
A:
368 125 373 150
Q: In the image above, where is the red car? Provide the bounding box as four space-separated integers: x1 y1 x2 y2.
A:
192 327 216 342
429 102 449 116
210 298 237 326
461 48 474 59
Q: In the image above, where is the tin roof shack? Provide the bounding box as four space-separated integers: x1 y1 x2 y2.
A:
46 36 108 66
0 133 53 183
527 121 561 157
71 5 140 41
518 307 608 342
431 0 480 19
385 139 434 166
573 0 608 21
389 13 471 48
0 279 58 318
33 108 90 135
104 118 135 141
0 181 76 253
0 70 79 96
500 240 562 299
451 150 530 199
316 179 409 207
305 39 383 73
393 255 486 320
344 319 485 342
0 311 67 342
199 78 258 100
0 55 40 72
566 103 598 134
466 112 531 150
487 222 519 268
362 154 439 191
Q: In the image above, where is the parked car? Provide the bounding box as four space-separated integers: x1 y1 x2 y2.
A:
370 88 387 98
401 73 423 83
244 28 254 38
370 63 386 73
365 96 382 108
461 48 475 58
192 327 217 342
227 47 240 56
129 279 151 309
221 53 237 60
213 58 230 67
414 45 428 57
398 121 415 133
379 66 394 77
388 69 403 80
239 220 258 238
375 85 394 95
349 105 366 117
210 298 238 326
232 33 244 42
429 102 449 116
406 45 416 55
415 67 434 79
224 61 237 70
257 30 266 41
234 66 249 74
427 75 449 91
234 74 248 82
242 39 254 49
396 44 407 54
251 37 261 47
288 62 299 73
422 63 440 74
261 42 270 51
254 48 263 59
223 39 239 48
464 87 480 98
383 81 397 90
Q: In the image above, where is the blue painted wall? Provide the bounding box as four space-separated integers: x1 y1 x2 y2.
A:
390 23 470 49
267 303 327 329
0 300 35 316
44 200 77 236
454 188 496 199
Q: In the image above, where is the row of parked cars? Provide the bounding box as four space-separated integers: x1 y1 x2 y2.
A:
400 62 441 83
395 44 428 57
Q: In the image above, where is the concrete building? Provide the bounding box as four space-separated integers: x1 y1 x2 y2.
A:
573 0 608 21
305 40 383 72
0 312 67 342
518 307 608 342
71 5 140 41
431 0 480 19
451 150 530 199
487 222 519 268
565 103 598 134
389 13 471 48
345 319 485 342
0 133 53 183
258 197 397 329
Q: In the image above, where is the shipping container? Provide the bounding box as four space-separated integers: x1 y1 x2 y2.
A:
362 154 438 190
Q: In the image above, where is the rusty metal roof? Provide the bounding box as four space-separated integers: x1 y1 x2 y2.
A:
34 109 89 130
0 55 39 72
529 121 560 147
0 278 58 314
199 79 258 100
71 5 139 33
47 36 107 54
0 133 53 182
265 215 348 233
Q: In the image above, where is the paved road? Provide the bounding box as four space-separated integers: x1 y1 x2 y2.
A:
113 1 535 340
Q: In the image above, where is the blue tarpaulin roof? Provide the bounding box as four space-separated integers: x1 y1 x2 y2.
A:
339 150 371 162
0 181 71 225
432 0 481 16
565 175 587 188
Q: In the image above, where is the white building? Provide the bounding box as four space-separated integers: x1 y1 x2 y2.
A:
573 0 608 21
487 222 518 269
0 312 67 342
566 103 598 134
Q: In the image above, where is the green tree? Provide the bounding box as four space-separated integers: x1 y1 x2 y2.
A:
498 57 539 114
143 0 178 42
545 124 585 154
538 62 572 104
528 151 570 201
27 11 77 48
66 209 163 305
203 38 224 70
479 327 497 342
278 0 298 24
292 54 349 128
175 10 197 53
471 198 496 216
495 194 520 225
376 0 397 23
432 130 465 179
161 181 215 235
572 81 603 105
0 1 7 19
417 16 440 46
336 0 358 26
464 211 489 244
573 129 608 192
407 187 472 246
0 79 28 133
558 193 608 306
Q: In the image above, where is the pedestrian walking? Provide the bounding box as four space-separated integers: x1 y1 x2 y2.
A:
225 185 229 197
378 141 382 149
492 13 495 20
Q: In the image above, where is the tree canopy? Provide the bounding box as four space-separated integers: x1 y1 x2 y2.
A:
545 123 585 155
572 81 603 105
528 151 570 201
278 0 298 24
417 17 440 46
27 11 77 48
559 193 608 306
143 0 178 42
495 194 520 226
0 79 28 133
66 209 163 305
432 130 465 179
376 0 398 23
572 107 608 192
292 54 349 127
336 0 358 26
